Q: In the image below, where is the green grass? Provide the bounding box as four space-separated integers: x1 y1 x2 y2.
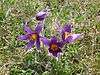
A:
0 0 100 75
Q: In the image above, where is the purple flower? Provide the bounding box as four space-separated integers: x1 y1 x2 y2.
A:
55 21 81 43
36 9 49 21
18 22 42 49
61 24 81 43
41 36 64 57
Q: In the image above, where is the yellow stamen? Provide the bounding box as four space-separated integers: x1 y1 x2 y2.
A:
64 32 71 39
51 44 58 51
30 34 38 41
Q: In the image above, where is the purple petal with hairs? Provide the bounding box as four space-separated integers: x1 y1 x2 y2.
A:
65 34 81 43
18 35 29 40
49 48 62 57
51 36 57 43
36 11 47 21
63 24 72 33
35 39 40 49
24 25 33 34
25 40 35 49
57 41 64 48
41 37 50 46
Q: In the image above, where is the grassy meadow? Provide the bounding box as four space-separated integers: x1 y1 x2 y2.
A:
0 0 100 75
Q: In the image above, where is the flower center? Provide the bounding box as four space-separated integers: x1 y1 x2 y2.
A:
64 32 71 39
30 33 38 41
51 44 58 51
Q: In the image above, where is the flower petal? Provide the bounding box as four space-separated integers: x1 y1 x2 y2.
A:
36 39 40 49
18 35 29 40
41 37 50 46
49 48 62 57
36 11 47 21
63 24 72 33
62 32 65 41
65 34 81 43
71 34 81 41
24 25 33 34
57 41 64 48
35 22 42 33
51 36 57 43
26 40 35 49
65 36 73 43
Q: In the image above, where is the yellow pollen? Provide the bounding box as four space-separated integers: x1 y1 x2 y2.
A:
30 34 38 41
51 44 58 51
64 32 71 39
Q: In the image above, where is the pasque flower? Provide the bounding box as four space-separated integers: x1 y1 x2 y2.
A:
35 7 50 21
61 24 81 43
27 8 49 23
36 10 48 21
55 21 81 43
42 36 64 57
18 22 43 49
